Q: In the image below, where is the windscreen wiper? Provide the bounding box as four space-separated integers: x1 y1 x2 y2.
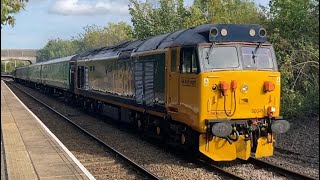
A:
252 43 262 63
205 42 216 64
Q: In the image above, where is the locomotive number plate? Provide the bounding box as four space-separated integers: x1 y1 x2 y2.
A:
251 109 264 113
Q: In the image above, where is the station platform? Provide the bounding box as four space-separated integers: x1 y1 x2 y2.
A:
1 80 95 180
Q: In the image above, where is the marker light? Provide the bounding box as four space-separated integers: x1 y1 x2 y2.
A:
259 28 267 37
267 106 276 117
221 29 228 36
249 29 256 36
210 27 218 37
241 84 248 93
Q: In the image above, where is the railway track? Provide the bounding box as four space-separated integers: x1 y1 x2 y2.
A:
196 159 244 180
245 157 317 180
6 80 317 180
274 147 317 158
7 81 160 180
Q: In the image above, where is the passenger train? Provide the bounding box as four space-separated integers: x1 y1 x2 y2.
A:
14 24 290 161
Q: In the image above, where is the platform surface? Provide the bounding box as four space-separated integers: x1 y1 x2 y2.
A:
1 80 94 180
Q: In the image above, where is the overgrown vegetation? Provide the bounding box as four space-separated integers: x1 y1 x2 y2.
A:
1 0 28 27
35 0 319 118
1 61 29 73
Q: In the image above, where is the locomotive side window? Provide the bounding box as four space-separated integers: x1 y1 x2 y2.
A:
171 49 177 72
181 47 198 73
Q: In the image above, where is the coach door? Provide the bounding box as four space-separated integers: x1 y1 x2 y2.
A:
70 61 76 92
167 47 180 112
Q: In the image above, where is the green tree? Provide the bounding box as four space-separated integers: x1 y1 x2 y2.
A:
264 0 319 117
206 0 265 24
183 5 207 27
81 22 133 51
129 0 188 39
36 22 133 61
268 0 317 44
129 0 265 38
36 38 80 62
1 0 28 27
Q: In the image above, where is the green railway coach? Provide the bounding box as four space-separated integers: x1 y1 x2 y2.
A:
28 63 43 84
15 66 29 81
41 56 73 90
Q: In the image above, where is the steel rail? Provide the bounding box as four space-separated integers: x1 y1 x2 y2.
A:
8 81 161 180
196 159 245 180
274 147 316 158
247 157 317 180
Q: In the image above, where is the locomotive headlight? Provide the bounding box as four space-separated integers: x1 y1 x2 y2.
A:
270 107 276 112
259 28 267 37
249 29 256 36
241 84 248 93
211 123 232 137
221 29 228 36
271 120 290 134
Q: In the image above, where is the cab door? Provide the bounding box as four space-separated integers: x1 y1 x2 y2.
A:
178 46 199 126
167 47 180 112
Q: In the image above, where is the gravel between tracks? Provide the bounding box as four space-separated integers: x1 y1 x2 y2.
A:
266 117 319 179
7 81 318 180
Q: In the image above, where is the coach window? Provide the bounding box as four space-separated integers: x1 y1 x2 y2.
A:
181 47 198 73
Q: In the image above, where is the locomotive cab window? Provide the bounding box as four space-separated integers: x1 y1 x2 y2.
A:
241 46 274 70
181 47 198 73
201 46 239 70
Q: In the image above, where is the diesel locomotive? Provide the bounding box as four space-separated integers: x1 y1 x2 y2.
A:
14 24 290 161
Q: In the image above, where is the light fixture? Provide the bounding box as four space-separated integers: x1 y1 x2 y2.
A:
249 29 256 36
210 27 218 37
211 123 232 137
241 84 248 93
221 29 228 36
259 28 267 37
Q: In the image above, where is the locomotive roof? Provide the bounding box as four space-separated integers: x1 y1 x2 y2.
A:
41 55 76 65
76 24 267 61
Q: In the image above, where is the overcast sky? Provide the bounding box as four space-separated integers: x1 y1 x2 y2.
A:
1 0 268 49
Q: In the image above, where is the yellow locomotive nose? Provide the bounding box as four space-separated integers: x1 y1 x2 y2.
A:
198 71 289 161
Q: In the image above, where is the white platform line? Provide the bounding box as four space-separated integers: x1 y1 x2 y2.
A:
2 81 96 180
